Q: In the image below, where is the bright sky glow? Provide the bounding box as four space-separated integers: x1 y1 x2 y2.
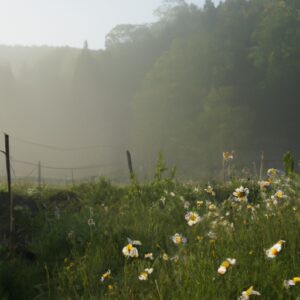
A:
0 0 219 49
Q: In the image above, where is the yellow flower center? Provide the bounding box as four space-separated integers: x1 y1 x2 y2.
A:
246 286 253 296
175 236 182 243
269 168 277 175
222 260 230 268
237 191 246 198
127 244 133 251
189 214 197 221
276 191 283 198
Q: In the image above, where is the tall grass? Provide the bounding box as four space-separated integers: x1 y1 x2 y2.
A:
0 165 300 299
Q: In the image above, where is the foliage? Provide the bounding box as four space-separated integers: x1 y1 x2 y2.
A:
1 0 300 179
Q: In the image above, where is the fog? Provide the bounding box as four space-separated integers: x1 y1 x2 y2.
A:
1 0 299 183
0 0 213 49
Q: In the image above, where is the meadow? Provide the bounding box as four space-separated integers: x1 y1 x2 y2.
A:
0 156 300 300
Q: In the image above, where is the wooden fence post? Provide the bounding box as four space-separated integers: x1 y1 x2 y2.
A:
126 150 134 180
4 133 14 251
38 160 41 189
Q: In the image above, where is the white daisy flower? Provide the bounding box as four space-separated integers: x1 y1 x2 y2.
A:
267 168 280 177
185 211 202 226
205 185 216 196
138 268 153 280
271 190 287 199
217 258 236 275
238 286 261 299
283 277 300 289
265 240 285 258
122 243 139 258
144 253 154 260
100 269 111 282
171 233 187 245
233 186 249 202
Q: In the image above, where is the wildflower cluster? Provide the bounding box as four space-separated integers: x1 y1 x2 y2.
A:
57 160 299 299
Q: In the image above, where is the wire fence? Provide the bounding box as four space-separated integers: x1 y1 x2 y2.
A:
0 132 295 187
0 133 133 186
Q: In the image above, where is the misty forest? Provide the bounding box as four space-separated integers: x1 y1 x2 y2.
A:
1 0 300 299
1 0 299 180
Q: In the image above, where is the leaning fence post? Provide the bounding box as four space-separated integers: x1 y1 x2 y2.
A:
4 133 13 251
126 150 134 180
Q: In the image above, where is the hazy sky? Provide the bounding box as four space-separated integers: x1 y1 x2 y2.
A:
0 0 219 49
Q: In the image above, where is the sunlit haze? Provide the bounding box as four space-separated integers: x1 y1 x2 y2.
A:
0 0 218 49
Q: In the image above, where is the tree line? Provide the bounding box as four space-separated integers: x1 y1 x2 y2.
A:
1 0 299 179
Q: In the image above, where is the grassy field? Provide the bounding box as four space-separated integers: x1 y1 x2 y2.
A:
1 160 300 299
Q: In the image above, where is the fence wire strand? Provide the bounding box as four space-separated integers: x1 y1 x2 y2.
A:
8 134 128 152
0 132 132 184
